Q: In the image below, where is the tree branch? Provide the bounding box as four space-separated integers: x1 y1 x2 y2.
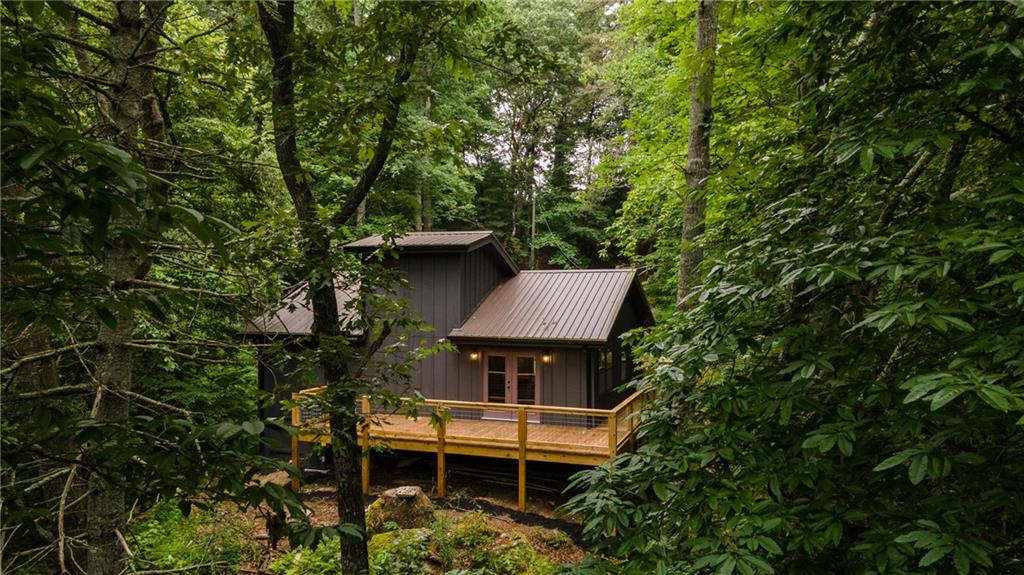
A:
1 342 98 377
353 322 393 380
64 2 114 31
936 133 970 200
332 42 419 226
956 107 1012 144
42 31 114 60
123 343 240 364
5 384 94 401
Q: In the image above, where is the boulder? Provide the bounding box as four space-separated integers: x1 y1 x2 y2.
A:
365 485 434 533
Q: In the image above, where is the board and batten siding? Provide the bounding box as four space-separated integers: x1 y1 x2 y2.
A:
593 287 643 409
461 247 507 321
539 347 588 407
395 253 464 400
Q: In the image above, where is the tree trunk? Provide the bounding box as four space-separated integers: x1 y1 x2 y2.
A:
85 2 169 572
259 2 416 572
676 0 718 310
258 3 369 572
422 191 432 232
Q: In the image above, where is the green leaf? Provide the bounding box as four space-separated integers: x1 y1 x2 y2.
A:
242 421 265 435
801 435 824 449
757 536 782 555
920 545 952 567
977 385 1012 412
653 482 670 501
18 143 53 170
874 451 913 471
909 455 928 485
954 547 971 575
95 306 118 330
860 147 875 172
989 249 1014 264
930 387 966 411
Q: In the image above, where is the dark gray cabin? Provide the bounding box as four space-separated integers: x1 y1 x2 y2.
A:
243 231 654 456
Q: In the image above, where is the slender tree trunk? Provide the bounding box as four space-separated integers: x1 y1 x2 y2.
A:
529 186 537 269
416 95 433 232
422 192 432 232
259 2 416 572
676 0 718 310
414 189 423 231
936 132 969 201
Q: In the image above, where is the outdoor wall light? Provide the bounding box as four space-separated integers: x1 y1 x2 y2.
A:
468 351 480 361
541 352 552 364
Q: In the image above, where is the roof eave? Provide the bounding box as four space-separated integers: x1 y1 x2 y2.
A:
447 334 608 347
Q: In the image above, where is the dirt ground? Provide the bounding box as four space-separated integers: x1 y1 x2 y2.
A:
239 453 590 572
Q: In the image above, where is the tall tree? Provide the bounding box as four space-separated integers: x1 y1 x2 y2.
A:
256 1 481 571
676 0 718 309
2 3 309 572
568 2 1024 573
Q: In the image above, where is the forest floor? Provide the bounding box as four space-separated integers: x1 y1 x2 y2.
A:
237 453 589 572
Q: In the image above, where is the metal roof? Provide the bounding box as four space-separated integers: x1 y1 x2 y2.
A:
241 278 359 336
344 230 518 275
344 231 495 249
448 269 646 344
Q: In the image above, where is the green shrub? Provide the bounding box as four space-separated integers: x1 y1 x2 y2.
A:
271 513 560 575
129 498 259 574
531 526 572 549
368 528 431 575
271 528 432 575
268 536 341 575
448 511 499 548
477 533 556 575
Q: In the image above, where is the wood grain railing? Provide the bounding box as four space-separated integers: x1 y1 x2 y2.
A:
289 387 650 510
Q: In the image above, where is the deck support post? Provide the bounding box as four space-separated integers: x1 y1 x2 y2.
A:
291 393 301 492
518 407 527 512
361 397 371 495
608 411 618 470
436 405 447 498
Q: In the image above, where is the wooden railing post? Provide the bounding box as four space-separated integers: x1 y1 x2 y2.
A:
608 411 618 469
436 405 447 498
518 407 527 512
291 393 301 492
361 397 370 495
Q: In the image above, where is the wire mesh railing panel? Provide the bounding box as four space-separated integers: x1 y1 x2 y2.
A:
291 388 650 457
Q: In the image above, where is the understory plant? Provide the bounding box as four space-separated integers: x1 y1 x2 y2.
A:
566 1 1024 574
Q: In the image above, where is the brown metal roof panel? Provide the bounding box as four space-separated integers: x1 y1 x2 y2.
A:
344 231 494 249
344 230 520 275
586 270 634 340
448 269 639 344
241 278 359 336
550 272 594 339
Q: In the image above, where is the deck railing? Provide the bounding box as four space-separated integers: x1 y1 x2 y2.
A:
289 387 651 510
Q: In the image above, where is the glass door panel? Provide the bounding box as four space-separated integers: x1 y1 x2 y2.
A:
486 355 507 403
516 356 536 405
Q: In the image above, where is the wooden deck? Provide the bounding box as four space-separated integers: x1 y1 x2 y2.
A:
291 389 650 510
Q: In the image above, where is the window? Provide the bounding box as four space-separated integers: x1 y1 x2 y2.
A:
597 349 613 394
621 343 633 383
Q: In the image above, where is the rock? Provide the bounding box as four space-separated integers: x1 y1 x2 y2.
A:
365 485 434 533
253 470 291 487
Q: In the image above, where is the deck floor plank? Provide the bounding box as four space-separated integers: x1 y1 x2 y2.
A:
369 414 610 452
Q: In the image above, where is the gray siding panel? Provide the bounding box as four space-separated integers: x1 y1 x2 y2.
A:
398 253 463 399
461 248 507 322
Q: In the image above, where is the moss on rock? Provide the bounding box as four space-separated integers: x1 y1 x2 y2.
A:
365 486 434 533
